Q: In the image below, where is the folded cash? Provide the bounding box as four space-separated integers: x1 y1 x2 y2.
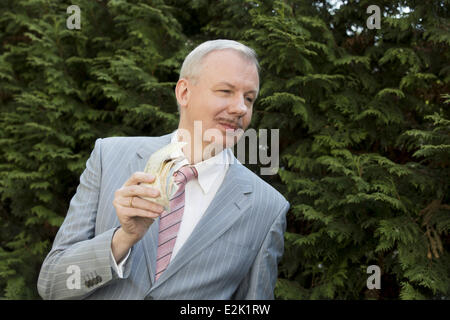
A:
141 141 188 211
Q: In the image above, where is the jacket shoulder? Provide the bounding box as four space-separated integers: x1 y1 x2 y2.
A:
98 136 158 148
94 134 171 156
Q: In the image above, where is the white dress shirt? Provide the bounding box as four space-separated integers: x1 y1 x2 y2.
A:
111 130 232 277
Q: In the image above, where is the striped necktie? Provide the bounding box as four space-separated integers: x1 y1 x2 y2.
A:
155 164 198 281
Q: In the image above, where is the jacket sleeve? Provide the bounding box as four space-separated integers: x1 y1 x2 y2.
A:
37 138 134 300
232 200 289 299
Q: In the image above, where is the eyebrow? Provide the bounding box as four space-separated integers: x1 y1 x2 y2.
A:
214 81 258 95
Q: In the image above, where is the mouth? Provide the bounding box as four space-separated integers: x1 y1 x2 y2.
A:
218 121 239 131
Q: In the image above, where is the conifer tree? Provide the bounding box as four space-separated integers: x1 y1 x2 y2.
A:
0 0 185 298
0 0 448 299
202 0 449 299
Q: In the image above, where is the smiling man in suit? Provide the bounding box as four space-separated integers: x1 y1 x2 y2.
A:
37 39 290 300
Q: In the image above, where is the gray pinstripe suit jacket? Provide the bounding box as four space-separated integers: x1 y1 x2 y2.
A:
37 132 290 300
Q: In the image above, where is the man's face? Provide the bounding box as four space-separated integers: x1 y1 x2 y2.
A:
177 49 259 151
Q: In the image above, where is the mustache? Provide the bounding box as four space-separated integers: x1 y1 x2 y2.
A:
216 118 243 129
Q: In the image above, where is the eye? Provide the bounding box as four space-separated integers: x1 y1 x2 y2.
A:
245 97 254 103
219 90 231 93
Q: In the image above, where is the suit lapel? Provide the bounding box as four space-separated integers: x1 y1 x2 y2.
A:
127 133 173 284
127 134 173 176
148 159 253 292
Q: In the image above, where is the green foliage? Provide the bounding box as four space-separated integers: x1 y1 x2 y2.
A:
0 0 184 299
0 0 449 299
203 0 449 299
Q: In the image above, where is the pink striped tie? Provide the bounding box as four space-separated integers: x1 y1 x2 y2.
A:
154 165 198 281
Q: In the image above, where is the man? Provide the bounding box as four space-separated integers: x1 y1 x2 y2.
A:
37 39 290 299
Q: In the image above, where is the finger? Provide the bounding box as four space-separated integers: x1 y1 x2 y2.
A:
124 172 156 187
120 206 162 220
118 185 160 199
123 196 165 213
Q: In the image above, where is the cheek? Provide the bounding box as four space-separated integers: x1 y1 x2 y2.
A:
214 97 231 111
243 109 252 126
191 94 235 126
197 94 227 114
211 100 231 118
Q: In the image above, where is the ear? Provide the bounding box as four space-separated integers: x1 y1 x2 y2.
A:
175 78 190 110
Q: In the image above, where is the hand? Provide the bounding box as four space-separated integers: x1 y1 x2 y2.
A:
111 172 165 262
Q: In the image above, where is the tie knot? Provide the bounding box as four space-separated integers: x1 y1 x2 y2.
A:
173 165 198 186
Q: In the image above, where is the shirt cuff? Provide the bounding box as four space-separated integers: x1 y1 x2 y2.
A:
110 248 131 278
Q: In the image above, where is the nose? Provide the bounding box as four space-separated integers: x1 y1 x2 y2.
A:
228 94 247 116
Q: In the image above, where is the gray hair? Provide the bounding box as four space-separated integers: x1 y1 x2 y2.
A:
179 39 259 81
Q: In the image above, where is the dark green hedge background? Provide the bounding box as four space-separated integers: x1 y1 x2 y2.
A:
0 0 449 299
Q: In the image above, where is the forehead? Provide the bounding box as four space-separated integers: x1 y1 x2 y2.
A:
198 50 259 89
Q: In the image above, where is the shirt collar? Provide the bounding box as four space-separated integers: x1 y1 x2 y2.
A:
170 130 230 194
